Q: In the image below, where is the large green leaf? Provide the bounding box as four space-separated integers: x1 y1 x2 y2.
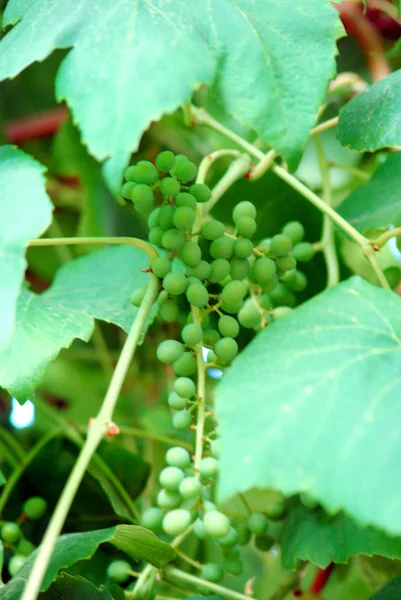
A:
0 0 342 189
0 525 175 598
0 471 5 487
337 154 401 233
0 245 154 400
0 145 52 350
370 575 401 599
338 70 401 151
40 574 114 600
215 276 401 535
281 501 401 569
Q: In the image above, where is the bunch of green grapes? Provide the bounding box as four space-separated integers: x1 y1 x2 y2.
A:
121 151 315 592
1 496 47 578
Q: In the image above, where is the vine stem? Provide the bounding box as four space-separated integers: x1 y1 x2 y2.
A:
164 567 252 600
21 273 159 600
315 136 340 287
373 227 401 248
309 116 339 136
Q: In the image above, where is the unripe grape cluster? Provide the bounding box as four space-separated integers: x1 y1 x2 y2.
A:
122 151 314 589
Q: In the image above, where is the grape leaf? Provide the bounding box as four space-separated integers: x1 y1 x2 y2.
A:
0 526 175 598
0 245 155 400
0 145 52 351
281 501 401 569
337 153 401 233
215 276 401 536
39 574 114 600
370 575 401 599
0 471 5 487
0 0 343 190
337 70 401 151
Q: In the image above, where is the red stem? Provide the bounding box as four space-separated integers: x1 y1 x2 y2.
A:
334 1 391 82
4 106 68 143
309 563 335 594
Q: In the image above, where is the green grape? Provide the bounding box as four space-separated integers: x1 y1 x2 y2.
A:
255 534 274 552
16 539 36 556
173 206 196 230
236 523 251 546
169 154 189 176
234 238 254 258
187 277 202 287
172 410 192 430
162 272 187 296
174 377 196 398
134 198 154 216
121 181 135 199
292 241 314 262
131 184 154 204
124 165 137 181
142 507 163 531
148 207 161 229
265 493 286 520
133 160 158 184
209 258 230 283
182 323 203 345
175 192 197 210
230 258 250 280
175 160 197 182
157 489 181 510
166 446 191 468
201 563 223 583
204 511 230 538
207 350 217 363
236 216 256 238
23 497 47 520
159 466 185 491
162 509 191 536
156 340 184 364
300 492 319 510
283 269 307 291
384 266 401 289
189 183 211 203
272 306 292 320
173 352 197 376
224 548 240 561
199 457 218 479
258 238 271 253
179 477 202 499
131 286 147 307
238 302 262 329
202 329 220 346
158 204 175 229
160 177 181 197
259 293 273 310
180 241 202 267
252 257 276 283
223 299 244 314
194 518 209 539
282 221 305 245
162 229 185 250
218 315 239 338
156 150 176 172
8 555 26 577
270 283 296 307
210 236 234 259
270 234 292 257
186 283 209 307
1 522 21 543
248 512 268 535
148 226 164 246
159 299 179 322
201 220 225 240
261 274 279 294
217 527 239 548
187 260 211 281
210 438 221 458
203 501 218 513
151 257 171 279
232 201 256 223
220 280 247 304
215 338 238 363
276 254 296 272
107 560 132 583
167 391 187 410
223 557 243 576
